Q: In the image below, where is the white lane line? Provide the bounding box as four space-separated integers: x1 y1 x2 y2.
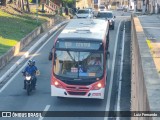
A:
104 21 122 120
0 26 64 93
39 105 51 120
107 57 110 69
116 23 125 120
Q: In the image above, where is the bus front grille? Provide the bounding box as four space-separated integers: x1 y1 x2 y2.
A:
66 86 89 91
67 91 87 96
64 81 94 85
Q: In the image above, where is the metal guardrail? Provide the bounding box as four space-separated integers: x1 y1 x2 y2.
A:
45 0 59 13
48 0 59 10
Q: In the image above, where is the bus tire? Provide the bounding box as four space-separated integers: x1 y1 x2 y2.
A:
57 96 64 99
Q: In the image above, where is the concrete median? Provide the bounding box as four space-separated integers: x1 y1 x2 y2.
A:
131 14 160 120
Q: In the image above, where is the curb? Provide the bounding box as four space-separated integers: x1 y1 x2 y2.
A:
0 20 69 83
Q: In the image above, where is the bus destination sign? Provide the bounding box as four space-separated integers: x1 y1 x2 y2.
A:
56 41 101 50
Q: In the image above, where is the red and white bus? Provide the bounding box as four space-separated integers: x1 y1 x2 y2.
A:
51 19 109 99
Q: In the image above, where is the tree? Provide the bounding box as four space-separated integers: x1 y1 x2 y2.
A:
26 0 30 12
15 0 30 12
62 0 74 7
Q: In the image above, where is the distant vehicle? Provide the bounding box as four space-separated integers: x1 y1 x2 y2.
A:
129 2 135 11
96 11 115 30
116 6 124 11
86 7 93 12
123 5 128 12
75 9 93 18
50 19 110 99
116 5 128 12
86 7 96 16
98 5 107 11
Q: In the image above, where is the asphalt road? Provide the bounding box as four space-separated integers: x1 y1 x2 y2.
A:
0 11 131 120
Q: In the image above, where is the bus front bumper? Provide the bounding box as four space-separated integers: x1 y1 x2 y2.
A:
51 85 105 99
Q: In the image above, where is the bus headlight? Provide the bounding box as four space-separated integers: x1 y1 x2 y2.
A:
54 81 63 88
92 82 102 90
55 81 59 86
97 83 102 88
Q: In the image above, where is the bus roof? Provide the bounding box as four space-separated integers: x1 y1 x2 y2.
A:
58 19 109 41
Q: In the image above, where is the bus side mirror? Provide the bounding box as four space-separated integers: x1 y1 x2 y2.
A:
54 52 57 59
106 51 110 59
48 51 53 61
48 45 55 61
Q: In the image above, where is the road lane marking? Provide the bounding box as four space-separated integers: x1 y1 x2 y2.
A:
0 26 65 93
107 57 110 69
116 23 125 120
104 21 122 120
39 105 51 120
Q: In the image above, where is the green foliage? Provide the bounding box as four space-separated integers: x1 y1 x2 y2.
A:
29 0 33 3
62 0 74 8
0 9 46 56
62 0 74 4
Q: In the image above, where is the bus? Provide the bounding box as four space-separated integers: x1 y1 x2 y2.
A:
50 19 109 99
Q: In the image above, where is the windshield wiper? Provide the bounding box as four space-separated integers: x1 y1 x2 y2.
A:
67 50 75 62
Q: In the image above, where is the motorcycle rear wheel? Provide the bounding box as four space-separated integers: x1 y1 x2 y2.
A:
26 85 30 96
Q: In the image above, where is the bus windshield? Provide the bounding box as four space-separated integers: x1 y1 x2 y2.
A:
53 50 104 79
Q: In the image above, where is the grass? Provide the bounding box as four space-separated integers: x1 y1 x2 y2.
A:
0 4 52 56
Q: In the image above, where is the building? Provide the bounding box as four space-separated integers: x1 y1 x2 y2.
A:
136 0 160 13
76 0 93 8
53 0 62 6
145 0 160 13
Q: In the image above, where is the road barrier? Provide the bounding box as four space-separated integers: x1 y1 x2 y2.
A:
131 14 160 120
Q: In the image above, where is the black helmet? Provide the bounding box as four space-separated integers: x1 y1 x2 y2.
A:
28 59 35 66
32 60 35 66
28 60 32 66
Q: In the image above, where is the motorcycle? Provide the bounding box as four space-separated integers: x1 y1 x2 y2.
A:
23 72 35 96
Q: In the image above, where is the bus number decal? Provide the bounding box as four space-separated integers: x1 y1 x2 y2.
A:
92 93 101 96
65 42 72 48
76 43 90 48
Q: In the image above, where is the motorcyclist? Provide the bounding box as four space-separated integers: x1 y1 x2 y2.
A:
23 60 38 89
